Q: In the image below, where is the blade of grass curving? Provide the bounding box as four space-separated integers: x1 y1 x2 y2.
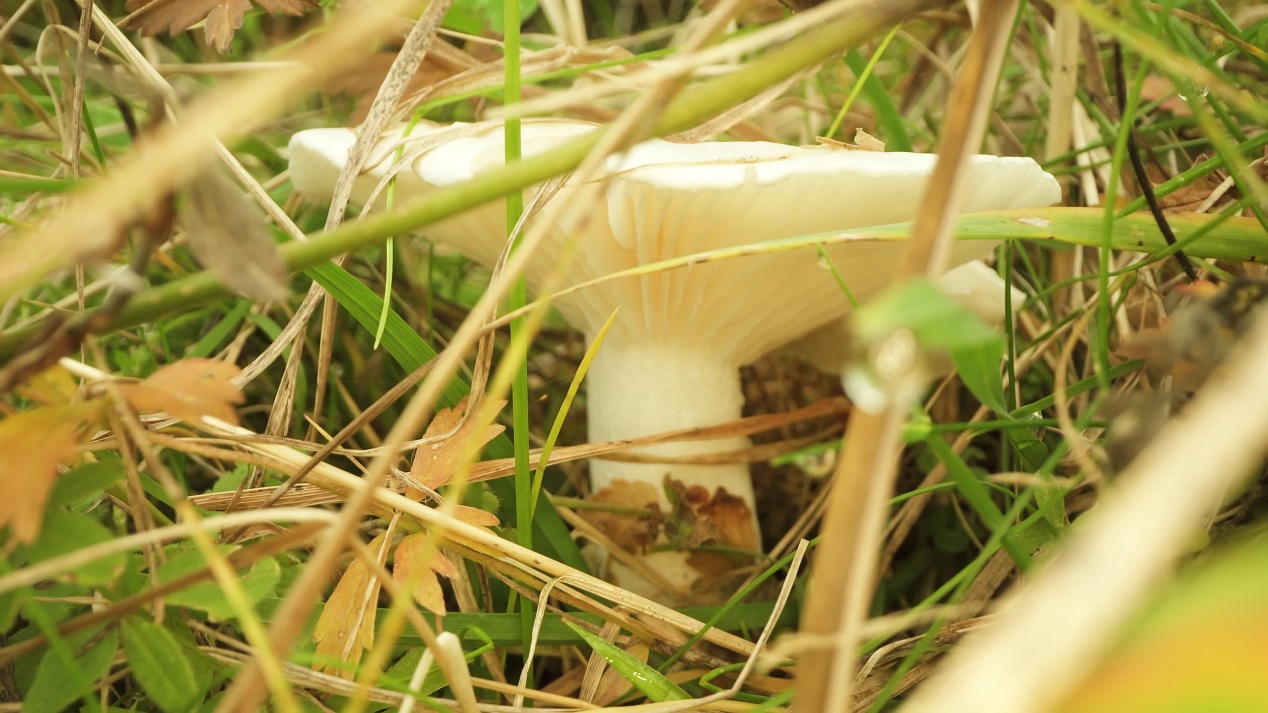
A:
564 621 691 702
825 27 901 141
529 308 619 516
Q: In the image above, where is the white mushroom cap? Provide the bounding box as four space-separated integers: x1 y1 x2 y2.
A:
289 121 1059 358
595 140 1058 361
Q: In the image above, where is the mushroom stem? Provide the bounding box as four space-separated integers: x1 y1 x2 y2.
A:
584 340 759 600
586 341 754 510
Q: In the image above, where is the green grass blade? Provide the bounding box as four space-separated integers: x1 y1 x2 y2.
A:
564 621 691 701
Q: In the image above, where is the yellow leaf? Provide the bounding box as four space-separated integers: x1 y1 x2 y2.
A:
116 359 244 426
15 365 79 405
393 533 456 615
581 480 661 553
0 404 100 544
313 535 384 677
409 397 506 492
452 505 500 528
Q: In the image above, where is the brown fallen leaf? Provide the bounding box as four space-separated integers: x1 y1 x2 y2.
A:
409 397 506 492
392 532 458 615
663 477 759 552
1156 168 1226 214
1139 75 1193 117
123 0 316 54
0 404 101 544
594 641 650 705
116 358 245 426
451 505 500 529
182 170 290 303
580 480 662 553
698 487 761 551
313 535 385 677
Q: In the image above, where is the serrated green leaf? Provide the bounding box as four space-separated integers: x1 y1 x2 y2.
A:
121 616 202 713
564 621 690 702
24 630 116 713
23 511 124 586
158 548 280 620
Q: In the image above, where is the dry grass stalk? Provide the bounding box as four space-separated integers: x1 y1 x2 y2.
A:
796 1 1019 708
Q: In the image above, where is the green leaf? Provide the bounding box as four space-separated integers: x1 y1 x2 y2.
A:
121 616 202 713
158 547 280 621
45 460 126 511
951 339 1051 472
380 646 447 701
952 338 1008 414
23 511 125 586
25 630 117 713
564 621 690 702
443 0 538 34
855 278 1003 353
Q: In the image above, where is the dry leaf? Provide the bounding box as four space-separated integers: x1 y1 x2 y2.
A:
816 128 886 152
1156 170 1226 213
392 532 458 615
182 171 290 303
1140 75 1193 117
580 480 661 553
450 504 500 528
116 358 245 426
0 404 100 544
15 365 79 405
663 477 759 552
594 642 650 705
124 0 316 54
313 535 385 677
698 488 761 551
324 52 463 123
409 397 507 492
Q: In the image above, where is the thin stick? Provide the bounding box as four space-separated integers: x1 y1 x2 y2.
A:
1113 41 1198 283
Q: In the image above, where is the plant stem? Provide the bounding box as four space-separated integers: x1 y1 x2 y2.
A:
503 0 536 683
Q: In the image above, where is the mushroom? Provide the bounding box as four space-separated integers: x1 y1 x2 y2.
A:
289 119 1061 601
780 260 1029 376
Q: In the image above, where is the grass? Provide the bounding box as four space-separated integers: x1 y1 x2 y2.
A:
1 0 1267 711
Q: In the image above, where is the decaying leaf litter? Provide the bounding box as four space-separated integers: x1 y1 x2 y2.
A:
2 1 1268 712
